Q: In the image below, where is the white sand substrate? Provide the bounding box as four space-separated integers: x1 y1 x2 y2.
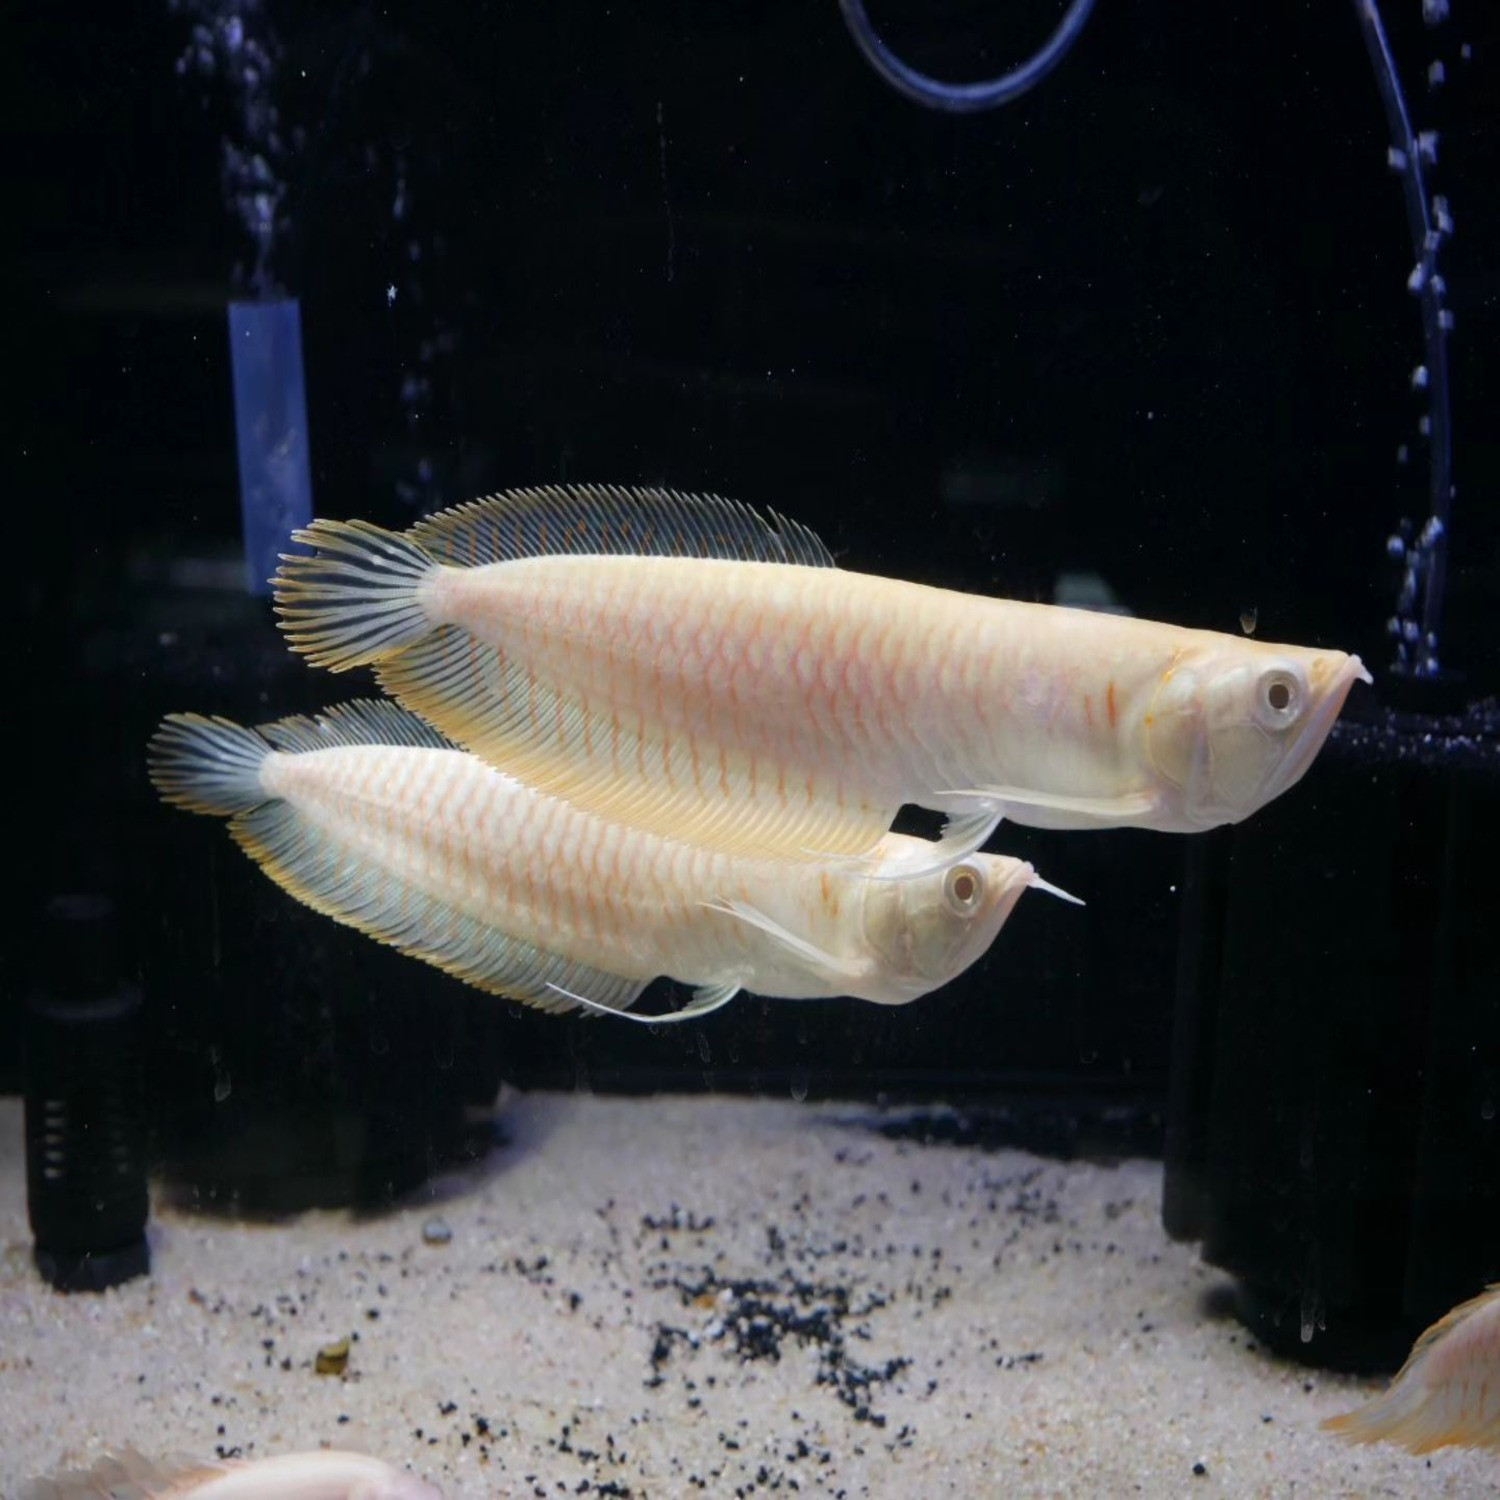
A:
1 1091 1492 1498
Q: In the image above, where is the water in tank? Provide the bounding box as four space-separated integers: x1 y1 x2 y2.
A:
6 1 1498 1492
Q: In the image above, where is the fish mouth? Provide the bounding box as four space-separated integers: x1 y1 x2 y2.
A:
1261 653 1370 804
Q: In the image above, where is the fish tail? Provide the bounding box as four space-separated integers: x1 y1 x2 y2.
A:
1322 1284 1500 1454
272 518 438 671
147 713 274 817
1320 1383 1466 1454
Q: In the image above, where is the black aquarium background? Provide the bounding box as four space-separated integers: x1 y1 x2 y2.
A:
5 0 1498 1257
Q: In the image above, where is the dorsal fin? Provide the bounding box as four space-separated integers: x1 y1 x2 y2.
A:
257 698 454 755
410 484 835 568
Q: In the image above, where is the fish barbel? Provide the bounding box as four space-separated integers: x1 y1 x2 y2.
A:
147 700 1043 1021
1322 1282 1500 1454
22 1446 441 1499
272 486 1371 862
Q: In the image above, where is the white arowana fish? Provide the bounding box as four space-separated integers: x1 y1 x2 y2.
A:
272 486 1371 865
22 1446 441 1499
147 700 1048 1023
1322 1283 1500 1454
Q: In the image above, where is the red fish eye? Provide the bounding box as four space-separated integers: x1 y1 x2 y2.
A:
1255 669 1302 728
944 865 981 912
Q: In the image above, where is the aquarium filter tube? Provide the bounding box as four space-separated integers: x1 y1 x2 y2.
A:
228 298 314 594
23 895 150 1293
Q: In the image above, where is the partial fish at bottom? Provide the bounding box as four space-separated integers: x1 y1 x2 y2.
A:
1323 1283 1500 1454
22 1446 441 1499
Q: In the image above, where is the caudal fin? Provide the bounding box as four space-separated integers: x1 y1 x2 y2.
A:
1322 1284 1500 1454
147 714 274 817
272 518 438 671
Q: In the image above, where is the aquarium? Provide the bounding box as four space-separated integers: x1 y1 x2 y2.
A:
6 1 1498 1493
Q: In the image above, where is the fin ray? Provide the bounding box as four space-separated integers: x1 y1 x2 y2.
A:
147 714 273 817
273 519 437 671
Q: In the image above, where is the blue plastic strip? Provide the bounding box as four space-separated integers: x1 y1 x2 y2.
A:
227 298 314 595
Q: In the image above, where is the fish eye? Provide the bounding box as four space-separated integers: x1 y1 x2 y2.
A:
943 863 983 915
1254 668 1303 730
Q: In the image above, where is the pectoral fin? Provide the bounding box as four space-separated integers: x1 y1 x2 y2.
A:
546 979 741 1025
941 785 1159 830
700 898 864 979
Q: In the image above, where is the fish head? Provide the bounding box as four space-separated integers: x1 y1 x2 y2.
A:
1146 642 1370 828
859 846 1033 1004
